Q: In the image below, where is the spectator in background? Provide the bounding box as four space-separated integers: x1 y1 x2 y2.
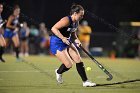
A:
136 30 140 59
78 20 92 57
29 25 39 54
19 22 30 57
39 22 50 55
30 25 39 37
126 30 140 59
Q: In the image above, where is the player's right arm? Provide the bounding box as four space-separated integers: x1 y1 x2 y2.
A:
51 17 70 45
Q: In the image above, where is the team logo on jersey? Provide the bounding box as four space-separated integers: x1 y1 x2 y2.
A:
67 28 77 32
13 19 18 25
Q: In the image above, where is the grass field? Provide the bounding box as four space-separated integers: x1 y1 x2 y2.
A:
0 55 140 93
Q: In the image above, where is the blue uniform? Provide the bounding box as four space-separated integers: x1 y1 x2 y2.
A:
50 16 78 55
20 28 28 41
39 29 47 43
40 37 47 43
4 15 19 38
20 28 26 37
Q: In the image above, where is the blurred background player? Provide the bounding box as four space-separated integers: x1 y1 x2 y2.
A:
78 20 92 57
0 4 6 62
51 4 96 87
19 22 30 57
39 22 50 55
3 5 21 62
29 25 39 54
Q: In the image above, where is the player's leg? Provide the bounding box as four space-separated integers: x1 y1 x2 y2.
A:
0 35 6 62
67 44 88 81
55 48 73 83
24 41 29 57
20 40 24 57
12 34 20 60
67 44 96 87
40 37 46 54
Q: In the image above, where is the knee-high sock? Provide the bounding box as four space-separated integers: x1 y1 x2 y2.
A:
0 47 4 58
76 62 88 82
14 47 19 58
57 64 70 74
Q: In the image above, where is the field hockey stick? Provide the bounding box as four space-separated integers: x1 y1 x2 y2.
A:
0 20 7 28
79 45 113 81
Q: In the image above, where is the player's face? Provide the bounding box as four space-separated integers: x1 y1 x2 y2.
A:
75 10 84 21
0 4 3 13
13 8 20 16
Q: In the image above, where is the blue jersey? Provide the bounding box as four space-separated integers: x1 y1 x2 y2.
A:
50 16 78 55
4 15 19 38
58 16 78 38
20 28 26 38
11 16 19 27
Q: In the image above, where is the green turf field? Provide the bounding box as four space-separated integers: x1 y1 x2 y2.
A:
0 55 140 93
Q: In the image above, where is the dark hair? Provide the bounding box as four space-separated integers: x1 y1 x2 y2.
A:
0 3 3 6
70 4 84 15
13 5 20 10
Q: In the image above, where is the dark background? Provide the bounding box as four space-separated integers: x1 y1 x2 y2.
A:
0 0 140 56
0 0 140 29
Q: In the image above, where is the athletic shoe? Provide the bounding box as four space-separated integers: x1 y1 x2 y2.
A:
0 57 5 62
16 57 24 62
19 53 24 57
55 69 63 84
25 53 29 57
83 80 96 87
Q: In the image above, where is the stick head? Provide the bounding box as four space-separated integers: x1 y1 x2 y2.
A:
107 75 113 81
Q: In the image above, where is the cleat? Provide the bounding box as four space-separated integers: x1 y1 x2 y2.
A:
83 80 96 87
25 53 29 57
55 69 63 84
0 57 5 62
16 57 24 62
